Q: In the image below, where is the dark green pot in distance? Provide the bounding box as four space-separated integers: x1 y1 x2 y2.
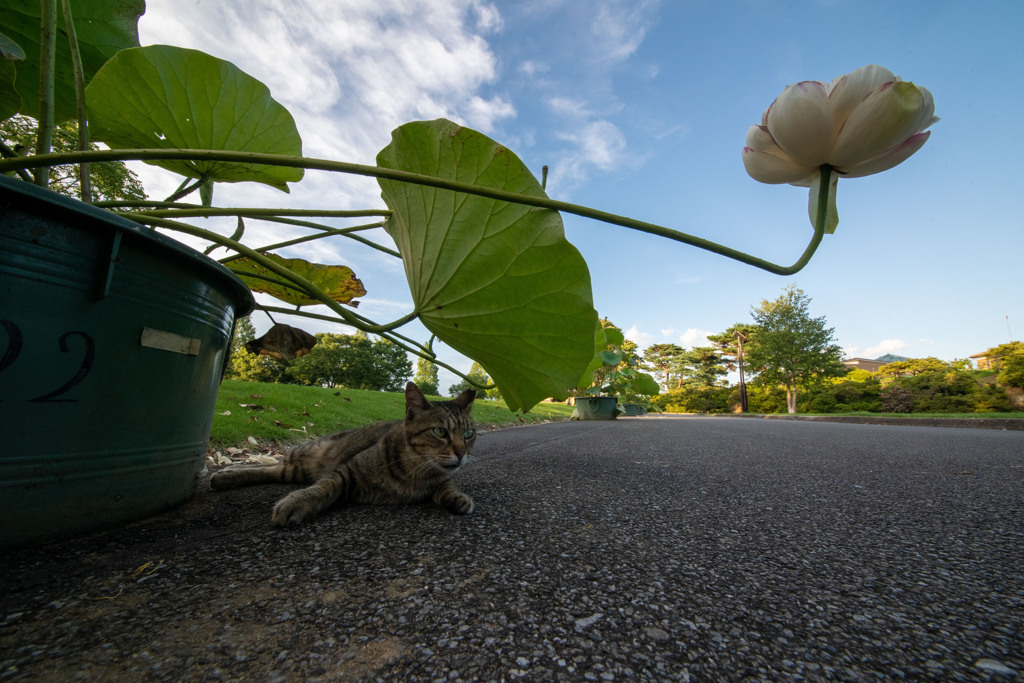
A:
0 176 254 547
622 403 643 416
571 395 619 420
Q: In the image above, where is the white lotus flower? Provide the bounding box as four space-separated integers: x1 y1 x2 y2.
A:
743 65 938 185
741 65 938 232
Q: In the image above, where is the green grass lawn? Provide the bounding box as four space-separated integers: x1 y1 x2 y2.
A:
210 380 576 449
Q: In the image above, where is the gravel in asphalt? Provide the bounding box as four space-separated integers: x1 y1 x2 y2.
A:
2 415 1022 682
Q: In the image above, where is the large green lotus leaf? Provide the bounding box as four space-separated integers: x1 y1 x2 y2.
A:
376 119 597 412
576 323 625 391
4 0 143 122
229 254 366 307
85 45 303 191
0 59 20 122
633 372 661 396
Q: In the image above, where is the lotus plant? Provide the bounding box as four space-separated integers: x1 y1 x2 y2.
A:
742 64 938 233
1 2 938 415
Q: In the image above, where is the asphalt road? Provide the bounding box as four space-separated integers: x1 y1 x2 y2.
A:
2 415 1022 682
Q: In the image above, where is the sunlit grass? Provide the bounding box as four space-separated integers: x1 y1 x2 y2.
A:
210 379 575 448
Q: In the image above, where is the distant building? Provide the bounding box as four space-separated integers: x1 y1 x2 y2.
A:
969 352 997 370
841 354 909 373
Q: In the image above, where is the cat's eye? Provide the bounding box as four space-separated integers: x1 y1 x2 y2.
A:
432 426 448 438
463 429 475 439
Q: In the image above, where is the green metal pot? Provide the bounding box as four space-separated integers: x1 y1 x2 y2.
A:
571 395 619 420
0 176 254 547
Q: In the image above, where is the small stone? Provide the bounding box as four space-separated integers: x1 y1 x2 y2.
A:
975 659 1015 675
643 627 670 641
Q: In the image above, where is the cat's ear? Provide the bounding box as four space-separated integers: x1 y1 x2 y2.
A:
452 388 476 413
405 381 431 419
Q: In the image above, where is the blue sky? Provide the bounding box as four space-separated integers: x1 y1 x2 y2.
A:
137 0 1024 395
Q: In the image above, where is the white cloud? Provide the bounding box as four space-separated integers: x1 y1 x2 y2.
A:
845 339 910 359
140 0 513 169
520 60 550 77
679 328 713 348
624 325 654 347
552 120 628 188
590 0 659 62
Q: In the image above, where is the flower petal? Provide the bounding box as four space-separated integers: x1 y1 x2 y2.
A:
766 80 834 167
829 81 936 168
745 124 779 152
827 64 897 130
840 131 931 178
742 147 816 184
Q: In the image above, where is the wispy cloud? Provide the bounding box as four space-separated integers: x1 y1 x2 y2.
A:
845 339 911 359
679 328 713 348
590 0 659 62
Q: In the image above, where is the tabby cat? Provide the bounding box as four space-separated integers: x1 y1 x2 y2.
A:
210 382 477 526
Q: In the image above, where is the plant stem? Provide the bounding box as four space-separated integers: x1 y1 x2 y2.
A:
122 214 417 334
60 0 91 202
121 209 399 259
105 205 391 218
4 148 832 275
34 0 57 188
0 141 35 182
256 305 494 388
222 221 397 260
165 177 206 202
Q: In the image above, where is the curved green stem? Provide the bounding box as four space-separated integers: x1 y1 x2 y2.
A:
121 214 413 333
120 206 392 219
224 220 397 261
3 148 831 275
255 305 491 387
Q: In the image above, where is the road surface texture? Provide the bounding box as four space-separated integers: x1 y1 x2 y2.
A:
2 415 1022 682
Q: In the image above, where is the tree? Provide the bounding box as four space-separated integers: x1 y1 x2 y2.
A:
2 115 147 202
875 357 949 379
982 341 1024 389
287 332 413 391
745 285 846 414
413 356 441 396
448 362 495 398
223 316 289 383
642 343 686 389
708 323 758 412
676 346 728 389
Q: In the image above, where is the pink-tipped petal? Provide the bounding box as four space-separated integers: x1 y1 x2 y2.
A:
840 131 931 178
829 81 935 168
742 147 816 184
827 65 898 131
745 124 779 152
765 80 834 167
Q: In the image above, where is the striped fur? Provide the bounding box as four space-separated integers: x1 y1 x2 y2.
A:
210 382 477 526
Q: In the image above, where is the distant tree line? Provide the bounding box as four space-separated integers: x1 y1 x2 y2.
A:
641 287 1024 415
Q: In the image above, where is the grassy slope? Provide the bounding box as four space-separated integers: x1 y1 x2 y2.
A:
211 380 575 449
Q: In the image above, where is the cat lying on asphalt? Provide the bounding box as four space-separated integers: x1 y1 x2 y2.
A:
211 382 477 526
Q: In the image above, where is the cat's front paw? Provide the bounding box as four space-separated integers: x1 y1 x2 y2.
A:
272 494 315 527
446 492 475 515
209 469 237 490
433 482 474 515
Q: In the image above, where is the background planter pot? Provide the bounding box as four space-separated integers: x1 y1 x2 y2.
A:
0 176 254 547
571 395 619 420
622 403 645 416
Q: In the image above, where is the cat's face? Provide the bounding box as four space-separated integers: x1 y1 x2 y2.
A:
404 382 477 472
